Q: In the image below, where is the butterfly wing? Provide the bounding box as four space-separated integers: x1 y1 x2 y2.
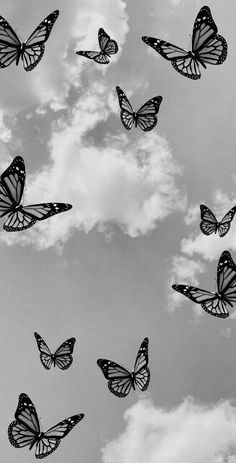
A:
116 86 135 130
34 414 84 459
76 50 110 64
217 251 236 307
192 6 227 66
0 156 25 209
8 393 40 450
172 284 228 318
98 28 118 56
218 207 236 237
136 96 162 132
34 332 54 370
133 337 150 391
3 203 72 232
200 204 218 235
97 358 133 398
0 15 21 68
22 10 59 71
54 338 76 370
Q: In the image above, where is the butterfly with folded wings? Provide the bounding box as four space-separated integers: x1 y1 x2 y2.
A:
116 86 162 131
34 333 76 370
8 393 84 459
172 251 236 318
97 337 150 398
0 10 59 71
142 6 227 79
76 28 118 64
0 156 72 232
200 204 236 237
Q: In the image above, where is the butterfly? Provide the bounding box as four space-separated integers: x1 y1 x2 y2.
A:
97 337 150 398
172 251 236 318
0 10 59 71
34 333 76 370
200 204 236 237
76 28 118 64
8 393 84 459
0 156 72 232
142 6 227 79
116 86 162 131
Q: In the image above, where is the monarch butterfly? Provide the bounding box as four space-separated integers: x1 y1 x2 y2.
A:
200 204 236 237
76 28 118 64
34 333 76 370
0 156 72 232
142 6 227 79
0 10 59 71
172 251 236 318
116 86 162 131
97 337 150 398
8 393 84 459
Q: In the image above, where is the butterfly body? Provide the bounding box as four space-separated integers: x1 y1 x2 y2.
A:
142 6 227 79
172 251 236 318
76 28 118 64
200 204 236 237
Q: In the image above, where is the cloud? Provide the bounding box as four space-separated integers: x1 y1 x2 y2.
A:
101 398 236 463
0 81 185 250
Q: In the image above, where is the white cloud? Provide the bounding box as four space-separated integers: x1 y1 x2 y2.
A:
101 398 236 463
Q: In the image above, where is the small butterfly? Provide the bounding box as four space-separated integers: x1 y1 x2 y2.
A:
0 156 72 232
0 10 59 71
142 6 227 79
200 204 236 237
97 337 150 398
34 333 76 370
8 393 84 459
76 28 118 64
116 86 162 131
172 251 236 318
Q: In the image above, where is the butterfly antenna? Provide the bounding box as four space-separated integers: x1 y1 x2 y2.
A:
15 28 24 42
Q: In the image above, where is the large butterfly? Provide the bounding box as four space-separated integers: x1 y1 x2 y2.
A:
0 156 72 232
8 393 84 459
116 86 162 131
76 28 118 64
97 337 150 398
200 204 236 237
0 10 59 71
142 6 227 79
172 251 236 318
34 333 76 370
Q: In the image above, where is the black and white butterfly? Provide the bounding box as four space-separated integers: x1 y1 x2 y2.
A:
142 6 227 79
116 86 162 131
8 393 84 459
76 28 118 64
0 10 59 71
34 333 76 370
97 337 150 398
200 204 236 237
172 251 236 318
0 156 72 232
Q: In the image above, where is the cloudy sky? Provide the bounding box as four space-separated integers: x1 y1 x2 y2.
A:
2 0 236 462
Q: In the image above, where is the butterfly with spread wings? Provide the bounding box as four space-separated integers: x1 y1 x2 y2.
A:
76 28 118 64
0 156 72 232
0 10 59 71
8 393 84 459
142 6 227 79
34 333 76 370
200 204 236 237
116 86 162 131
172 251 236 318
97 337 150 398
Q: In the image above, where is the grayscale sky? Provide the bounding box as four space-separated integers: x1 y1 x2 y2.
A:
2 1 236 462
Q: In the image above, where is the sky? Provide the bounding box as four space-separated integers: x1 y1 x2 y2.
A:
1 0 236 462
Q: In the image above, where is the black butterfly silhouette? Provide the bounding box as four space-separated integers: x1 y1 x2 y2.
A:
200 204 236 237
116 86 162 131
142 6 227 79
34 333 76 370
97 337 150 397
8 393 84 459
0 156 72 231
172 251 236 318
76 28 118 64
0 10 59 71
